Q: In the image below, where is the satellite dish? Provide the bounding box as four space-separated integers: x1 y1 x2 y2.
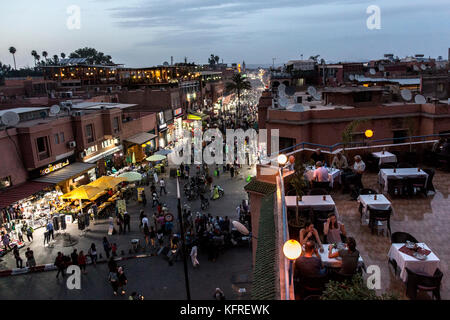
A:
307 86 317 96
313 93 321 101
285 86 296 96
349 74 355 81
278 84 286 96
279 97 289 108
378 64 385 71
369 68 376 75
49 105 61 116
414 94 426 104
413 65 420 71
1 111 20 127
420 64 427 71
232 220 249 235
400 89 412 101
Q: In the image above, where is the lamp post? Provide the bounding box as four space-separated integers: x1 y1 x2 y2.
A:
277 154 288 174
283 239 302 285
177 177 191 300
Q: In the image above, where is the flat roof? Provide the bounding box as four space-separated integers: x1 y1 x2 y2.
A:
322 86 385 93
71 102 137 110
354 76 420 85
0 107 49 116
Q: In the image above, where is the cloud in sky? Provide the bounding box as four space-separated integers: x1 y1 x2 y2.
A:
0 0 449 67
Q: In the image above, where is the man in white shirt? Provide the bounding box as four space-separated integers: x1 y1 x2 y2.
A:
331 152 348 170
312 162 329 182
142 215 149 228
342 155 365 192
159 178 167 195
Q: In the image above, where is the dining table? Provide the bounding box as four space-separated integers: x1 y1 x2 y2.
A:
372 151 398 165
379 168 429 193
357 194 392 225
317 244 365 269
285 195 339 218
388 243 440 282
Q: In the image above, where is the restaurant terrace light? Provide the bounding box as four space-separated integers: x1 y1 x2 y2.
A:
365 129 374 138
283 240 302 260
277 154 288 166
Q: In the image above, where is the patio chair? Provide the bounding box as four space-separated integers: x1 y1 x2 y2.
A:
391 231 418 243
363 153 378 172
387 177 407 197
311 181 331 193
380 164 395 169
406 176 427 196
360 188 377 195
405 268 443 300
422 168 435 193
294 273 328 300
308 188 328 195
368 206 392 237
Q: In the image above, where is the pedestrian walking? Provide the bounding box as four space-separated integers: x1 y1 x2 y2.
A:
142 192 147 207
149 226 156 247
103 237 112 259
16 221 24 242
111 243 117 257
25 225 33 242
71 249 79 266
117 266 127 295
25 248 36 269
88 243 98 266
152 191 160 208
116 213 124 234
230 165 235 178
46 220 54 241
190 244 199 268
108 256 117 272
157 229 164 247
159 178 167 195
139 210 144 231
13 246 23 268
213 288 225 300
143 222 150 247
55 252 65 278
123 211 131 233
1 232 11 251
78 251 87 274
108 270 119 296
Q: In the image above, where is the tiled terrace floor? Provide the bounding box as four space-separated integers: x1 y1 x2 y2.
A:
330 168 449 300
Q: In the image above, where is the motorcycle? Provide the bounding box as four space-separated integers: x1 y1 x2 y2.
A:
210 185 225 200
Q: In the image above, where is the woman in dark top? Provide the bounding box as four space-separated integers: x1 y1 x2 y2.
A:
117 266 127 295
328 237 360 275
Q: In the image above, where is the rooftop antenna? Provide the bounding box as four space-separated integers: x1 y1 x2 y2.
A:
400 89 412 102
1 111 20 127
414 94 426 104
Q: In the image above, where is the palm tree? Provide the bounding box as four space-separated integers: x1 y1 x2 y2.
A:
35 54 41 66
53 55 59 65
9 47 17 70
42 51 48 65
61 52 66 59
31 50 37 66
226 73 251 125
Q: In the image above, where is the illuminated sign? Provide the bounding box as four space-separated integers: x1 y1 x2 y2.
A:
174 108 183 117
40 159 70 176
73 175 85 183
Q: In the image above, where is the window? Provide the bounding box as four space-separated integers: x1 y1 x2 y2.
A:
0 176 12 190
113 117 120 134
353 91 373 103
54 134 59 144
85 124 94 143
60 132 65 143
36 136 50 160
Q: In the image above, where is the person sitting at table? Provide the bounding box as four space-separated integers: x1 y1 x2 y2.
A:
312 161 329 183
299 221 322 249
328 237 360 275
331 152 348 170
323 213 346 244
341 155 365 193
311 148 325 164
295 240 326 277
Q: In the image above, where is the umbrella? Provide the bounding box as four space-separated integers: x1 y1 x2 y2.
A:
61 185 104 200
118 171 142 182
132 152 136 164
146 154 166 162
155 149 172 156
232 220 249 235
88 176 126 190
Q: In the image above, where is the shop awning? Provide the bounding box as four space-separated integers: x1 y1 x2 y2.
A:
187 112 208 120
0 181 53 209
33 162 96 184
85 146 123 164
125 132 157 145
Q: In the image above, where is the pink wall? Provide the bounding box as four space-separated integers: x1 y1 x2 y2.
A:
0 129 28 186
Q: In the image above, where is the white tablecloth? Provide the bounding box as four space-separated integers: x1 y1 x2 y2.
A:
372 151 397 165
305 166 341 188
357 194 392 225
379 168 429 192
317 244 364 268
285 195 339 218
388 243 440 282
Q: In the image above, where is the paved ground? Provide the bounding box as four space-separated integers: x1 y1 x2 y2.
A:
0 164 255 299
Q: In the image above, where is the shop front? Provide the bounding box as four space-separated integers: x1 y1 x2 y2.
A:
124 132 158 163
82 138 124 176
157 111 168 149
173 107 184 142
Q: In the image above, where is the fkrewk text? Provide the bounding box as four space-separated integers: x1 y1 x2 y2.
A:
225 305 270 315
180 305 215 318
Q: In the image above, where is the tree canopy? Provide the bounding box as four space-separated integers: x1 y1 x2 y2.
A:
69 47 114 65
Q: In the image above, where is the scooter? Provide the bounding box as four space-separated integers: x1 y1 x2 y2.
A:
210 185 225 200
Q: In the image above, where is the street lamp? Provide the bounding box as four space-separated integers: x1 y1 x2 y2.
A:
365 129 374 138
277 154 288 167
283 239 302 285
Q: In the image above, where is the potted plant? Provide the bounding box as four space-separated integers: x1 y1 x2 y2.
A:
288 157 308 236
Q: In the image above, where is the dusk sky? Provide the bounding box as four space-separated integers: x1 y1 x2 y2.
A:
1 0 449 68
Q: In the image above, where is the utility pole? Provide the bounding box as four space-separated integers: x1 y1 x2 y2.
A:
177 178 191 300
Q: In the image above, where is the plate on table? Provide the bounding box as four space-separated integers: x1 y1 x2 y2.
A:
413 252 427 260
405 241 415 249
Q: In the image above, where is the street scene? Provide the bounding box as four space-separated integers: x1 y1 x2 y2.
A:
0 0 449 307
